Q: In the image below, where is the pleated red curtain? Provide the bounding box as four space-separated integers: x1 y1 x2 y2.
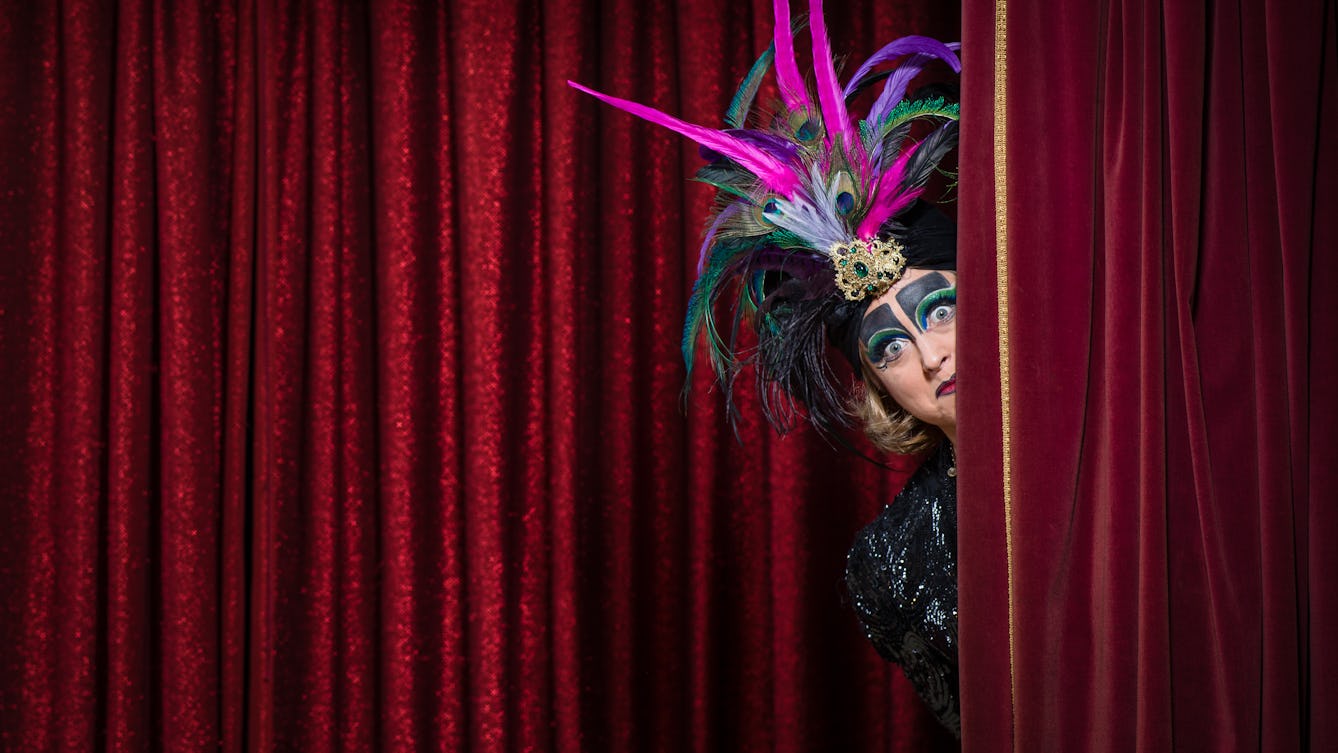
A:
957 0 1337 749
0 1 961 751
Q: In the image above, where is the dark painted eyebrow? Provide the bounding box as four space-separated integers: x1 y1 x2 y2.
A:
859 304 902 347
894 272 952 329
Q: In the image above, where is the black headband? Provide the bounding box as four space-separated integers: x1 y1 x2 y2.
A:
830 201 958 370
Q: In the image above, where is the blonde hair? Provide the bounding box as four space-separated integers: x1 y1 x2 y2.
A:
850 364 942 455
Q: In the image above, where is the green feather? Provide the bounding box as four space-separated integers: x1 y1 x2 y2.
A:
682 239 751 378
725 45 776 128
681 234 796 380
695 162 762 202
878 97 960 131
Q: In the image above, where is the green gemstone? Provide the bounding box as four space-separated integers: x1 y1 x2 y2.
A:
853 262 868 278
839 259 847 267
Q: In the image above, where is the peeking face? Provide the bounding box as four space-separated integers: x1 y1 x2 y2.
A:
858 269 958 442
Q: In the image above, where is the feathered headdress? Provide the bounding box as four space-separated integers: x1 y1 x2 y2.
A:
570 0 961 435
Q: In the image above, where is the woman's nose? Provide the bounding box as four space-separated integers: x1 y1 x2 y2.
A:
919 339 949 372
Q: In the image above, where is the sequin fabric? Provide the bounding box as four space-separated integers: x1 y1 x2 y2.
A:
846 441 959 737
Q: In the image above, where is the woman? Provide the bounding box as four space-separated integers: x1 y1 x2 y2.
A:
825 199 961 736
571 0 962 736
844 241 960 735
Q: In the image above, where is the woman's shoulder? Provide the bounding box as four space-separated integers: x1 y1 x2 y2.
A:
853 441 956 538
844 440 961 734
899 440 956 504
845 440 958 637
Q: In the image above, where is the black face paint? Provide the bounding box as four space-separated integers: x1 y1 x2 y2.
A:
894 272 952 332
859 304 901 351
858 303 912 365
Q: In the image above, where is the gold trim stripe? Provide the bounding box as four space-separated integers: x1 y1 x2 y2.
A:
992 0 1019 747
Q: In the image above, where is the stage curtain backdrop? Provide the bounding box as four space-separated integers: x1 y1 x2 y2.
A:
0 1 962 751
957 0 1337 750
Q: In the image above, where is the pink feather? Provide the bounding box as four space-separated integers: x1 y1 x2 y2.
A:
857 143 922 238
567 81 800 196
807 0 856 150
772 0 811 111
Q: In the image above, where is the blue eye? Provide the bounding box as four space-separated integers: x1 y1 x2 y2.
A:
915 287 957 330
867 329 911 368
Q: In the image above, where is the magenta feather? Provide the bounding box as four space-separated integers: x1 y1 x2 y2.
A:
567 81 800 196
771 0 811 111
807 0 856 150
857 143 923 237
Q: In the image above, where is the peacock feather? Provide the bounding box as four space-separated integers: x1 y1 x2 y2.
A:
570 0 960 435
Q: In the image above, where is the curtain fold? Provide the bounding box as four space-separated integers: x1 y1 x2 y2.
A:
0 1 961 751
958 0 1337 749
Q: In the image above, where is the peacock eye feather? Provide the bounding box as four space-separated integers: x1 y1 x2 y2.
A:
786 109 824 145
832 169 859 214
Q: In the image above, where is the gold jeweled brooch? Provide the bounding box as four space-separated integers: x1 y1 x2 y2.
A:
831 237 908 301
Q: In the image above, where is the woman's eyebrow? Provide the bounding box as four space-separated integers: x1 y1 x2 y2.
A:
894 272 952 327
859 304 901 345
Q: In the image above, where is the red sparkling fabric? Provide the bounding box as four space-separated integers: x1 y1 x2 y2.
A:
0 1 958 751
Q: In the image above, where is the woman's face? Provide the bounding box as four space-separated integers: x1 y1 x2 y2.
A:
858 268 958 441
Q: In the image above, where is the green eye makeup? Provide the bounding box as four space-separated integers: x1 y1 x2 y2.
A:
914 286 957 330
866 327 911 363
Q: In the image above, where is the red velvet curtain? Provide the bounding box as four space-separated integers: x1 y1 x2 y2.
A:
0 1 961 751
957 0 1337 750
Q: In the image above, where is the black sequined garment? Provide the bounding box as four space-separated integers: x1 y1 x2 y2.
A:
846 441 959 736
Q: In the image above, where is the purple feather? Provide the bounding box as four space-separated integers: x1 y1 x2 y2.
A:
772 0 811 111
567 81 800 196
807 0 856 150
843 37 960 99
866 41 961 126
867 53 938 127
725 129 802 161
696 135 797 173
698 204 743 274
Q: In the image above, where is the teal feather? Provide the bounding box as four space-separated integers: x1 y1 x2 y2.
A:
746 270 768 313
682 229 823 382
726 45 776 128
695 161 761 202
858 119 875 147
682 238 753 379
866 100 958 170
877 97 960 131
693 175 755 201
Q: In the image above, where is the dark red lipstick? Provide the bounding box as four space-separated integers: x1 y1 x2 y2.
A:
936 374 957 398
